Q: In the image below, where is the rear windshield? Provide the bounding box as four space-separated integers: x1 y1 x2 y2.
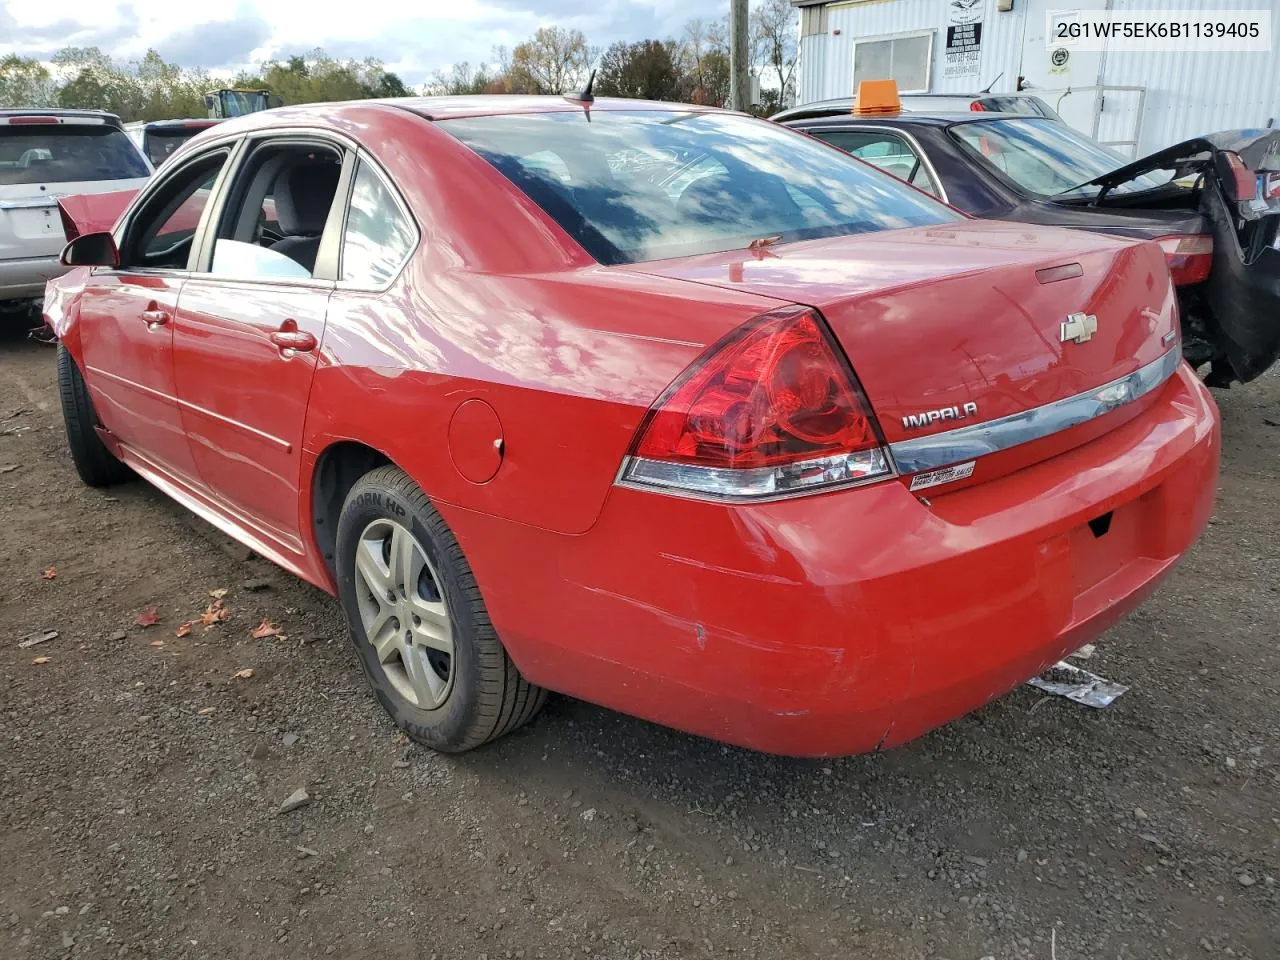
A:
951 118 1170 199
442 110 959 264
0 124 149 185
143 128 203 167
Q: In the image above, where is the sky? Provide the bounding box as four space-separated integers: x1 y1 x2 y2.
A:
0 0 732 85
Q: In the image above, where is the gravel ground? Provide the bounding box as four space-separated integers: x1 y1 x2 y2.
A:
1 330 1277 960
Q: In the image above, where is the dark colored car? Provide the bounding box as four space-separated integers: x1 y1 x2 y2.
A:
772 93 1062 124
783 111 1280 386
126 119 222 168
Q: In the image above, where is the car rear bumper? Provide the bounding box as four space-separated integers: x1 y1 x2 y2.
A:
451 363 1220 756
0 256 65 302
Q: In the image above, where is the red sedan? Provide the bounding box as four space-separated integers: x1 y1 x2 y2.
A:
45 96 1219 756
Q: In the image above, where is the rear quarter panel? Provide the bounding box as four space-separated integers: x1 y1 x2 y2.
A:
302 110 783 536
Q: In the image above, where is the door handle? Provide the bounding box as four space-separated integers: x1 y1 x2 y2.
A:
269 326 317 352
141 308 170 328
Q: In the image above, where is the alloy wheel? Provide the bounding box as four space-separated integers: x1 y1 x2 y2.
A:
352 518 455 710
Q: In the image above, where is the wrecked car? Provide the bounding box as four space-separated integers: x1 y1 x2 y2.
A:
785 99 1280 386
47 97 1218 756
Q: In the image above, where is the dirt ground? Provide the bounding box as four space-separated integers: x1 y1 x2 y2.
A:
0 327 1276 960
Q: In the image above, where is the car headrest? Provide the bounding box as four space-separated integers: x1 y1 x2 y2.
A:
273 161 340 235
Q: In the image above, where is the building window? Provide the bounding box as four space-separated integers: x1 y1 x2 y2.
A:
852 30 934 94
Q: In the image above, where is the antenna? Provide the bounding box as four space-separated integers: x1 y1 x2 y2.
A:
567 69 596 106
980 71 1005 94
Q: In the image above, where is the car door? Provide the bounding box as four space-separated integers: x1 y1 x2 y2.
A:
805 126 945 200
171 134 353 550
78 145 236 484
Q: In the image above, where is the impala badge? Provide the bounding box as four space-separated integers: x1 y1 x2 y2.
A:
1061 312 1098 344
902 401 978 431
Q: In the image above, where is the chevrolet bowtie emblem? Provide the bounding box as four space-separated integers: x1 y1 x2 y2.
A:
1061 312 1098 344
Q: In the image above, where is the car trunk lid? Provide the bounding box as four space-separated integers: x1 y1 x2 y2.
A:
628 220 1179 485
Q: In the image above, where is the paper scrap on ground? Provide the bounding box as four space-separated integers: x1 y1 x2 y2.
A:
17 630 58 649
1027 660 1129 708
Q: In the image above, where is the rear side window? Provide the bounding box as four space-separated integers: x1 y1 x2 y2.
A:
809 129 941 197
340 160 416 287
0 124 149 185
143 129 203 167
442 110 958 264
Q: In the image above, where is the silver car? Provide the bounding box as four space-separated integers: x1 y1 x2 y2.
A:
1 110 151 314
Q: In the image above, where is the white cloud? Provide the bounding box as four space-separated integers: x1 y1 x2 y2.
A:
2 0 731 84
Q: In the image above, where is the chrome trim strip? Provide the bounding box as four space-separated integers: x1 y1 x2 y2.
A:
0 197 60 211
615 448 896 504
889 347 1181 476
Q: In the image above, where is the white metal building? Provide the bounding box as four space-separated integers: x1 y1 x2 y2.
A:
793 0 1280 157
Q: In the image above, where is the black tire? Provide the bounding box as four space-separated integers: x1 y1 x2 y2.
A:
56 343 131 487
335 466 546 752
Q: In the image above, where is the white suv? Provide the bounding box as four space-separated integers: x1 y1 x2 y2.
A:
0 110 151 315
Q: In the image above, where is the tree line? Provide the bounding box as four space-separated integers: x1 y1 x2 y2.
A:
0 0 797 122
0 47 409 123
427 0 797 113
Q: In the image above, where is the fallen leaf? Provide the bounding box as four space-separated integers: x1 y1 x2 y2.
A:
208 587 229 599
197 706 216 716
175 622 193 638
31 656 52 665
250 619 284 640
149 639 165 648
41 566 56 580
233 668 255 680
135 607 160 627
199 599 230 628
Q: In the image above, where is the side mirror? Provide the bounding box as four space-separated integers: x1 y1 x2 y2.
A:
61 232 120 268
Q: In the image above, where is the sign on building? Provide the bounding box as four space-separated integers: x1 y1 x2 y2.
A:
943 0 984 82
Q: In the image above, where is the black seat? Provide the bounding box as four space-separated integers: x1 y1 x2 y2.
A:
269 162 340 273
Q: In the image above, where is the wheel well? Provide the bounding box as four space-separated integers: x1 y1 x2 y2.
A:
311 441 391 578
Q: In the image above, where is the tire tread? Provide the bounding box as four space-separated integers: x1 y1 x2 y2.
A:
56 343 130 488
342 466 546 751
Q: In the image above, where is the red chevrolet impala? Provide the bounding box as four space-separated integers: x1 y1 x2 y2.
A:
44 96 1219 756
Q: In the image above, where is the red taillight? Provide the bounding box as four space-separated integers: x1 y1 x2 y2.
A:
1222 151 1257 201
7 115 60 125
1157 235 1213 286
969 101 987 112
621 306 891 499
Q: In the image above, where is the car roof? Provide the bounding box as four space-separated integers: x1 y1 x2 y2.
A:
771 94 1049 123
140 118 221 129
788 111 1028 129
393 95 723 120
200 95 730 141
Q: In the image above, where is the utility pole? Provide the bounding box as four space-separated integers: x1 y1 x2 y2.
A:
729 0 750 112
